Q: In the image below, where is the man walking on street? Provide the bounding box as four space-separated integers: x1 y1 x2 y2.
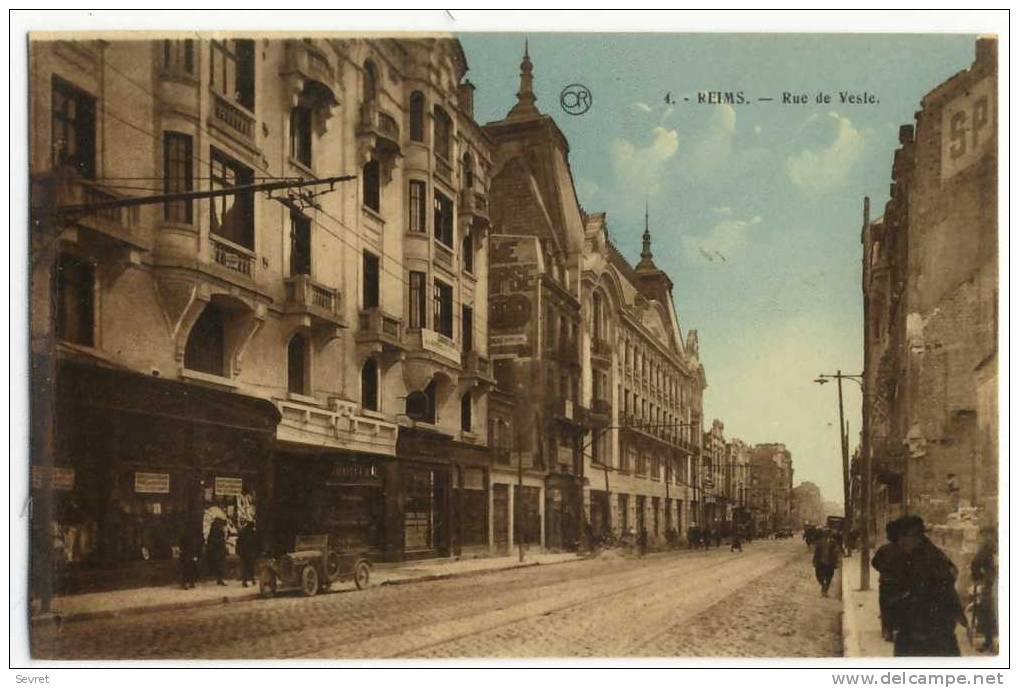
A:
893 515 965 656
812 529 840 597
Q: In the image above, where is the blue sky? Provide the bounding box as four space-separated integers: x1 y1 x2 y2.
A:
459 32 978 503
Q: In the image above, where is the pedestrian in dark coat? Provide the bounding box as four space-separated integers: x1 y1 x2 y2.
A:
893 516 965 657
812 529 840 596
206 518 228 586
730 531 743 552
970 526 997 653
637 527 648 558
178 519 203 589
872 517 909 641
237 521 259 587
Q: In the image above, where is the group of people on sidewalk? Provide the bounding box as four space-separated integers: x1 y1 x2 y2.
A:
871 515 997 656
178 519 261 590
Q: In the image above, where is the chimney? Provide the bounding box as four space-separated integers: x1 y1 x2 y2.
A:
975 36 997 67
458 79 475 119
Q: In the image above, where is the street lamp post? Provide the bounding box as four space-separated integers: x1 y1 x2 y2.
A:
814 370 869 590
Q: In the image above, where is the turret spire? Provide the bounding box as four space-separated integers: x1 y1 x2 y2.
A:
637 198 658 271
507 38 540 120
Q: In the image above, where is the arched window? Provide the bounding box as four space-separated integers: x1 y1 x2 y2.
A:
460 391 472 432
433 106 452 161
363 60 378 104
423 379 437 424
361 358 379 411
184 302 226 376
287 332 309 395
462 152 474 189
592 292 603 343
409 91 425 142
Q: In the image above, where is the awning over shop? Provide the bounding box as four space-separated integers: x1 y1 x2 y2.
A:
396 426 491 467
51 355 281 436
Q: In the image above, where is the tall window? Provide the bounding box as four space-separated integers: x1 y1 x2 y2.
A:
363 60 378 103
461 232 474 273
210 149 254 248
462 152 474 189
433 280 453 337
290 211 311 276
290 106 312 167
210 39 254 110
409 91 425 142
162 39 195 75
163 131 193 223
423 379 437 424
433 106 452 161
461 392 472 432
409 180 426 232
363 159 380 212
433 191 454 247
363 251 380 309
287 333 309 395
408 271 426 329
592 292 603 343
51 76 96 179
56 252 94 346
462 305 473 352
184 303 226 376
361 358 378 411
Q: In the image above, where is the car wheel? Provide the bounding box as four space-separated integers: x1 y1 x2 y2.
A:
301 566 320 597
354 560 370 590
259 572 277 598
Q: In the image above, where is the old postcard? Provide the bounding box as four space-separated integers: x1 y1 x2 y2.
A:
14 11 1003 670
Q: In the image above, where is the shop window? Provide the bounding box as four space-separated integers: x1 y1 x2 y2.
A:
409 91 425 142
184 302 226 376
462 304 473 352
462 152 474 189
287 332 310 395
163 131 193 223
290 106 312 167
51 76 96 179
618 494 629 533
56 252 95 346
409 180 426 232
433 279 453 338
433 106 452 162
363 251 380 309
363 159 380 212
162 39 195 76
210 39 254 110
461 232 474 273
290 211 311 276
210 148 254 249
433 190 454 247
408 270 426 329
361 358 378 411
460 392 472 432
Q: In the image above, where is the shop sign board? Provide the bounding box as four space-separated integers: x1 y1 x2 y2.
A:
135 471 170 494
215 476 244 497
31 466 75 490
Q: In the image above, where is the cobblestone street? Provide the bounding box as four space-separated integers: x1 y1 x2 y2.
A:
31 540 841 659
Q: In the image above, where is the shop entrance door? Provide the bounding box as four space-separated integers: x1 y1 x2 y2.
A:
492 484 509 554
636 495 646 535
403 467 450 556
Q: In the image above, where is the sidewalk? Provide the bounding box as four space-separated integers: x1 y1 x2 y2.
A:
841 552 974 657
31 551 583 625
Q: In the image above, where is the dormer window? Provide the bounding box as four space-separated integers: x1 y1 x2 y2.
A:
363 60 378 104
433 106 452 161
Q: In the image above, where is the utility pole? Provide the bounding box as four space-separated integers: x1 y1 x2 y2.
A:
859 196 873 592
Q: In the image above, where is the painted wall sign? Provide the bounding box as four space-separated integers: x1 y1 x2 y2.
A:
134 471 170 494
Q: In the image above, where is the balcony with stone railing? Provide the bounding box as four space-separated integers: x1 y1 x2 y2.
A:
284 39 336 89
283 274 346 332
37 174 144 252
210 90 256 147
357 101 401 157
209 234 256 277
356 307 405 354
459 187 490 227
275 395 398 457
589 397 612 427
462 350 496 386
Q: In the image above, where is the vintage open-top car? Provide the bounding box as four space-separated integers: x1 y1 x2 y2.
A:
258 534 372 597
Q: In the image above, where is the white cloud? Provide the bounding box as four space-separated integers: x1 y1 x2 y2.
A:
754 125 763 135
682 212 763 263
632 101 653 113
786 112 866 192
685 104 737 171
610 126 680 197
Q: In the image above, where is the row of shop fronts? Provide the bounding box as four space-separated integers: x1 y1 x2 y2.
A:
33 357 738 594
